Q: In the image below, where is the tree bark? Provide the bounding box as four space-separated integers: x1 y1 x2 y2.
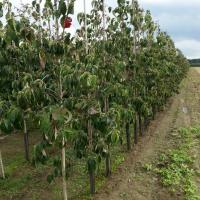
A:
105 150 111 177
144 117 149 130
134 115 138 144
89 169 95 194
87 119 96 194
138 113 143 137
152 105 156 120
126 123 131 151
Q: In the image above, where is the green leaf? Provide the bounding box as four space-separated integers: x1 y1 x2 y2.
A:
111 129 119 144
32 0 36 7
39 112 52 134
0 2 3 10
0 21 3 28
36 3 40 13
117 0 126 5
67 0 75 15
77 13 84 24
7 106 22 124
47 174 54 183
0 119 13 134
59 0 67 16
87 75 97 87
0 10 3 18
62 128 77 141
44 0 53 10
87 158 96 173
60 15 65 28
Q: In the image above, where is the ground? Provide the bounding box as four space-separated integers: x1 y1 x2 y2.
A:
0 68 200 200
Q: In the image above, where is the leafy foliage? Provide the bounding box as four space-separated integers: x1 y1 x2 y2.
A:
0 0 190 198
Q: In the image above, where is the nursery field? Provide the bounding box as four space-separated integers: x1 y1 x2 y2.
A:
0 0 194 200
1 68 200 200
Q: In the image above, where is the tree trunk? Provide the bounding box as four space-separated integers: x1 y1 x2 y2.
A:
23 119 29 161
152 105 156 120
144 117 149 130
126 123 131 151
62 137 68 200
0 151 5 179
134 115 138 144
138 113 143 137
89 170 95 194
89 169 95 194
105 151 111 177
87 119 96 194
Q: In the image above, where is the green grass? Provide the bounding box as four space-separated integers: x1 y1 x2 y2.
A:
0 137 126 200
144 126 200 200
0 173 32 196
5 154 25 174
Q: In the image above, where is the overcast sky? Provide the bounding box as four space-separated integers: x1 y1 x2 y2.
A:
11 0 200 58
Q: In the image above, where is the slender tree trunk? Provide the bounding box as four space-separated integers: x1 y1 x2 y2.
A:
84 0 96 191
138 113 143 137
89 169 95 194
152 105 156 120
105 149 111 177
134 115 138 144
101 0 111 178
144 117 149 130
23 118 29 161
126 123 131 151
59 53 67 200
62 137 68 200
87 119 96 194
0 151 5 179
104 98 111 177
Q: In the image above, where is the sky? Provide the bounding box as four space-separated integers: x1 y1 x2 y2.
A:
10 0 200 58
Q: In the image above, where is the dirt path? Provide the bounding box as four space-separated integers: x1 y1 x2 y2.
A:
95 68 200 200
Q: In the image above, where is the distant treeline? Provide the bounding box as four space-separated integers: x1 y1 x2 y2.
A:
188 59 200 66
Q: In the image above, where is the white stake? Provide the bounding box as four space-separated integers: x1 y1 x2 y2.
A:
62 138 67 200
0 151 5 179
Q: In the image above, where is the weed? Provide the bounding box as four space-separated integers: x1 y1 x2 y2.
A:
143 163 153 172
151 126 200 200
